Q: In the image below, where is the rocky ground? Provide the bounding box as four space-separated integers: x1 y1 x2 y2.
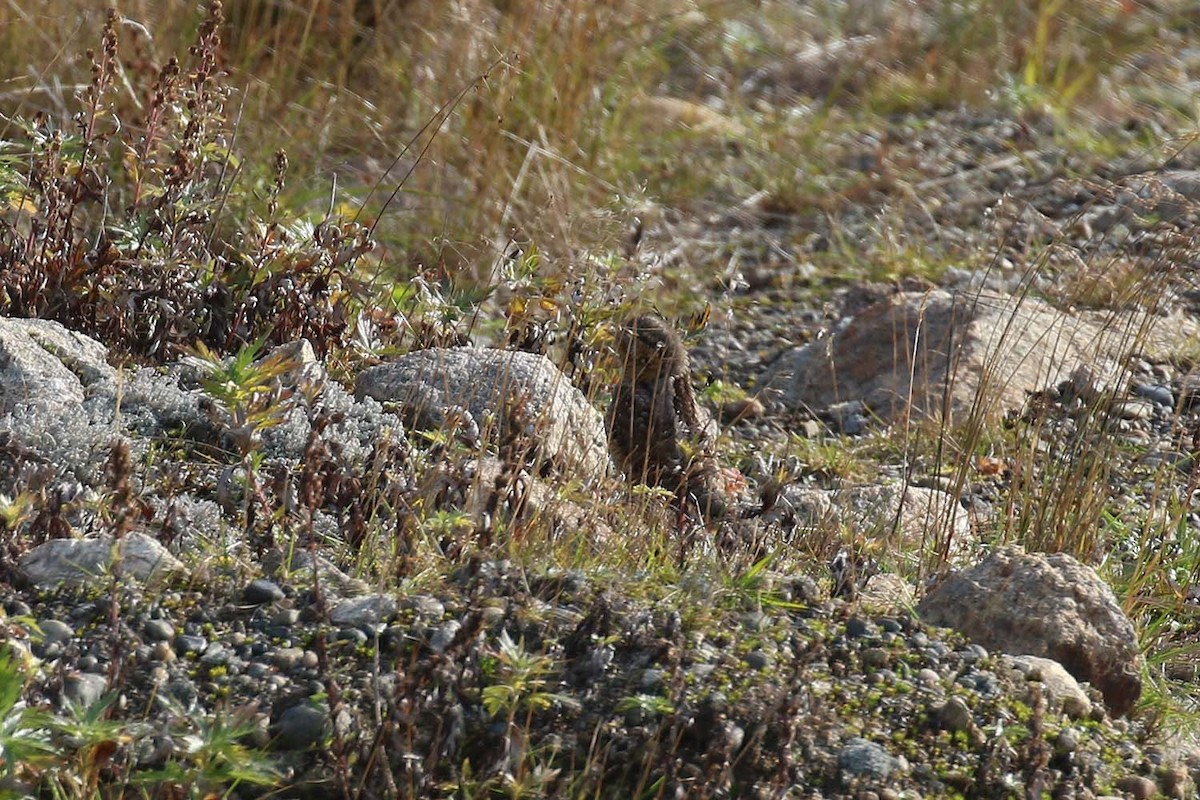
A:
8 2 1200 799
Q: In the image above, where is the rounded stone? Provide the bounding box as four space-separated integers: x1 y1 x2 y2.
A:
742 650 770 670
861 647 890 669
63 673 107 710
175 635 208 655
1113 776 1156 800
38 618 74 644
937 697 974 733
1055 727 1081 755
143 619 175 642
838 737 898 779
272 704 328 751
244 579 285 605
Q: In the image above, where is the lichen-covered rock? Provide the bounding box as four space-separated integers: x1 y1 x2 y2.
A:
918 545 1142 716
18 532 184 589
356 347 610 481
0 318 114 415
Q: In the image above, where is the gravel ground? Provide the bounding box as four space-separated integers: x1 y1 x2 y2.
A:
3 555 1188 798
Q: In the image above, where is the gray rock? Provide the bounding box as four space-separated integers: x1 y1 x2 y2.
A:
18 533 184 590
356 347 611 480
1003 654 1092 719
1132 383 1174 408
936 697 974 733
272 704 328 751
0 318 114 415
37 618 73 644
404 594 445 621
62 673 108 710
143 619 175 642
762 289 1127 422
428 620 462 654
244 579 285 605
264 547 368 597
175 635 208 655
838 737 898 780
919 545 1142 716
330 594 398 628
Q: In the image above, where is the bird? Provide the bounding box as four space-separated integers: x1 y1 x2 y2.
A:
606 314 727 522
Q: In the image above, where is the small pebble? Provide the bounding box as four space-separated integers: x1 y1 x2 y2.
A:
1133 383 1174 408
272 704 328 751
861 647 889 669
143 619 175 642
63 673 107 710
937 697 974 733
272 608 301 626
175 635 208 655
38 619 73 644
429 620 462 654
245 579 285 604
742 650 770 670
1056 727 1081 755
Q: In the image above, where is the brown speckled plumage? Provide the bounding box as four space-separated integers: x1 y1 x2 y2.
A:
606 315 726 522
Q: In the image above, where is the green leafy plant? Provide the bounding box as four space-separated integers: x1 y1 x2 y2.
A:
481 631 570 796
131 698 280 799
0 648 56 790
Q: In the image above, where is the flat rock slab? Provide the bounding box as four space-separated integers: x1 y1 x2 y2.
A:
918 545 1142 716
18 532 183 590
0 318 114 415
762 289 1127 422
356 348 611 481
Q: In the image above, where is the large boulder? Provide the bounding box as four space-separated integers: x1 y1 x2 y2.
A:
356 348 611 481
918 545 1142 716
761 289 1111 422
